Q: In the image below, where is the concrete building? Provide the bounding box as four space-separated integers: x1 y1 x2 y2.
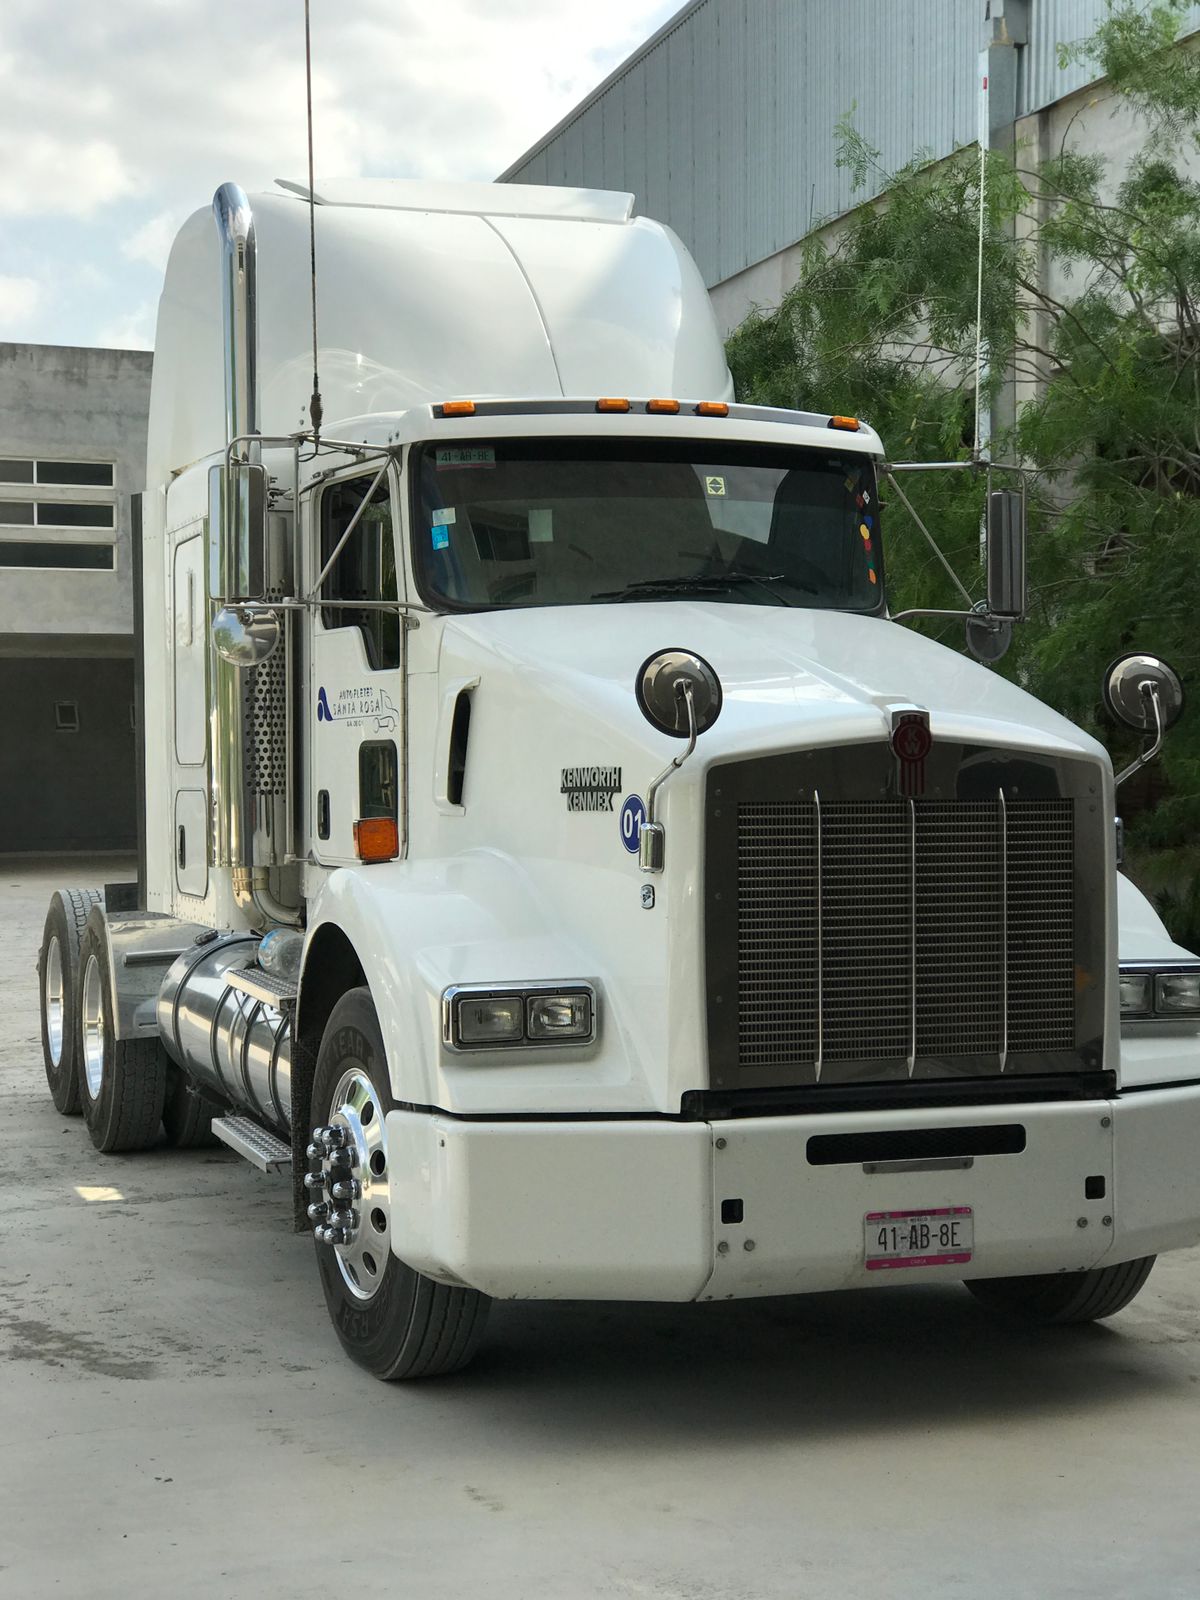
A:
500 0 1200 338
0 343 152 853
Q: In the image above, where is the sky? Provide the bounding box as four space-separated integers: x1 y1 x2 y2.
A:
0 0 680 350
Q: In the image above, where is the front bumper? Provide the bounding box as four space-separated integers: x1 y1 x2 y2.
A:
386 1084 1200 1301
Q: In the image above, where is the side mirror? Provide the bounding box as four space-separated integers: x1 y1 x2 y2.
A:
986 488 1026 620
211 604 280 668
1103 654 1184 734
209 461 268 602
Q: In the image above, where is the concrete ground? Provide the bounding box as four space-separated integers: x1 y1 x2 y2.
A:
2 859 1199 1600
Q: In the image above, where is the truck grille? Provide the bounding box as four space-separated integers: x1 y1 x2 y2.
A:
704 742 1105 1091
736 797 1074 1076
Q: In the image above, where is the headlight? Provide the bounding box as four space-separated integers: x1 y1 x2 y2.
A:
1155 971 1200 1015
444 985 596 1051
1120 963 1200 1020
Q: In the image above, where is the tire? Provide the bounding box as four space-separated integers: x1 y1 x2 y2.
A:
37 888 102 1115
162 1069 222 1148
965 1256 1156 1325
310 987 490 1380
77 920 168 1154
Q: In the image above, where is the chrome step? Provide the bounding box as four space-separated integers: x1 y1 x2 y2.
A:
211 1115 292 1172
226 966 298 1011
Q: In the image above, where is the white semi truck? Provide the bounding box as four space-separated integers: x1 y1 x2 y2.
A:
37 178 1200 1379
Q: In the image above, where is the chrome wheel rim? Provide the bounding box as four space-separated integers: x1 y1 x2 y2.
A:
45 936 64 1067
327 1069 391 1302
81 953 106 1100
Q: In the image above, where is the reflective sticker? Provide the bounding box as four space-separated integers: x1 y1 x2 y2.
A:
704 475 727 497
529 508 554 543
431 507 456 526
436 447 495 469
432 525 450 551
620 794 646 853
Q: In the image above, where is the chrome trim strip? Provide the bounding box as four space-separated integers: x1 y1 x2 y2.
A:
907 794 917 1079
998 785 1008 1074
813 789 823 1083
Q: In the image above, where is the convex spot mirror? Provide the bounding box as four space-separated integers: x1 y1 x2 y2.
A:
636 649 722 738
1103 653 1185 733
212 604 280 668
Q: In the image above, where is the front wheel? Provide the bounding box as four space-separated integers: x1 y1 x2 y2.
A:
965 1256 1156 1325
308 987 490 1380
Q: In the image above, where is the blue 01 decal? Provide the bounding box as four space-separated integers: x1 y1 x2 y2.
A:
620 794 646 854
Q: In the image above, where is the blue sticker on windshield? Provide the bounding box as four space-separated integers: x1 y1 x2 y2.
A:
432 525 450 551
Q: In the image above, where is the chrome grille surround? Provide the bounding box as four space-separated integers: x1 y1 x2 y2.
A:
706 743 1105 1090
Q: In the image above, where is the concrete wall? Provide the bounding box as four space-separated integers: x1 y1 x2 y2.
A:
0 342 152 644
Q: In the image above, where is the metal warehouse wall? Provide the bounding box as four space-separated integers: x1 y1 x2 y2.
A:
501 0 1200 289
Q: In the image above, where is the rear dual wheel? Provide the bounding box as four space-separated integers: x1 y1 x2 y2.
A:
38 889 102 1115
966 1256 1156 1324
310 987 490 1380
76 920 168 1154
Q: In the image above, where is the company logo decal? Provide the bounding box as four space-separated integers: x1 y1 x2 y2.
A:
561 765 622 812
620 794 646 852
317 685 399 733
891 709 932 797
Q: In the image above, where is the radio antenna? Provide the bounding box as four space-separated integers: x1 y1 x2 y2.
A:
972 74 988 464
304 0 323 441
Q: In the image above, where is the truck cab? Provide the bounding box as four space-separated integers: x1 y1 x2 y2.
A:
37 178 1200 1380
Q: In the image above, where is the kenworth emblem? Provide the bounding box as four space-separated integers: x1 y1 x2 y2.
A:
890 707 932 797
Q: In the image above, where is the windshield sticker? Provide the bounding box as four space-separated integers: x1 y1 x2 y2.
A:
432 525 451 551
431 507 456 525
436 447 495 470
316 684 399 733
562 765 622 813
704 475 727 497
529 508 554 543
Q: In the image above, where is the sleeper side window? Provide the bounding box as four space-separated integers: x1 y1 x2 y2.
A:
319 475 401 669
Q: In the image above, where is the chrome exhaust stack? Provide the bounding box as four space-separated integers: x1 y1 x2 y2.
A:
210 184 298 925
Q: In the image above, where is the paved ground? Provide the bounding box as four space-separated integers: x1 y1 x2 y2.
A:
2 859 1200 1599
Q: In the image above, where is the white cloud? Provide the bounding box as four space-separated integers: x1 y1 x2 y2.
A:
0 0 676 344
0 273 42 329
95 299 156 351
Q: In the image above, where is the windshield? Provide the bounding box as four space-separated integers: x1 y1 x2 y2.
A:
411 438 881 612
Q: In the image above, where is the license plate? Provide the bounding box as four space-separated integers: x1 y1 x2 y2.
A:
864 1207 973 1271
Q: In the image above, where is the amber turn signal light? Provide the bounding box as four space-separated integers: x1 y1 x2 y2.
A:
695 401 730 417
439 400 477 417
596 397 631 413
354 817 399 863
829 415 861 431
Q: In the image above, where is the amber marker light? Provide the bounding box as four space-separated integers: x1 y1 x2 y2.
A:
354 817 400 863
596 397 632 413
695 401 730 417
647 398 680 414
439 400 477 417
829 415 861 431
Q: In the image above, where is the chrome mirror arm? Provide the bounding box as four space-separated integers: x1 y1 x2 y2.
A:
1114 682 1165 790
638 682 697 874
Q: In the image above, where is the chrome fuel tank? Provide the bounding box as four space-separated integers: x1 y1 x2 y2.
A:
157 935 292 1133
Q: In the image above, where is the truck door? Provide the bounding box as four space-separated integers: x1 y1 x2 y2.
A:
171 524 209 899
308 469 404 865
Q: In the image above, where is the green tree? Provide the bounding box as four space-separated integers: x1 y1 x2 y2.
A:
726 0 1200 940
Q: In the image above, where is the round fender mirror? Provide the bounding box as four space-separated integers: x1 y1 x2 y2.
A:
1103 653 1184 733
636 649 722 739
212 605 281 668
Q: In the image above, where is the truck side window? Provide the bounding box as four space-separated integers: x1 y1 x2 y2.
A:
319 475 400 669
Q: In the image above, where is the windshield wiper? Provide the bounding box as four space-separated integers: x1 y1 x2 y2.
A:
592 571 798 604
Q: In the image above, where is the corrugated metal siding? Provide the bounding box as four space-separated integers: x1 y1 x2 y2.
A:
503 0 1200 288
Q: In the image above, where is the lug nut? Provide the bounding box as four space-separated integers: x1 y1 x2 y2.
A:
331 1179 360 1201
305 1141 325 1161
331 1208 357 1231
327 1149 355 1173
324 1125 349 1150
307 1201 330 1222
303 1171 326 1191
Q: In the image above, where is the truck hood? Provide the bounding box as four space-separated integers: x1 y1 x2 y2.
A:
438 602 1106 766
